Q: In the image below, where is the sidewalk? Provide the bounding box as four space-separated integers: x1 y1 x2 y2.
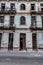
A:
0 49 43 58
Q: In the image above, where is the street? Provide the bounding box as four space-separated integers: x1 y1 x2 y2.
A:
0 57 43 65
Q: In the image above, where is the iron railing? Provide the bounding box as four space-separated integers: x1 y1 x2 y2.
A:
0 8 16 14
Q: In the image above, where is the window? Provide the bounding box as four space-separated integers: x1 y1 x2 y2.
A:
41 8 43 12
40 4 43 12
20 16 26 25
31 4 35 11
1 3 5 10
31 16 36 21
0 16 4 26
41 4 43 6
10 3 15 10
41 16 43 27
20 4 26 10
10 16 14 27
42 33 43 39
0 16 4 23
31 16 36 27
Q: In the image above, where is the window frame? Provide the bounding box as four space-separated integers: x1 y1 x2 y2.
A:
20 16 26 25
1 3 5 10
31 16 36 27
31 4 35 11
20 4 26 10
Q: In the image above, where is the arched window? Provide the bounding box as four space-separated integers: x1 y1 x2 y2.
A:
20 16 26 25
20 4 26 10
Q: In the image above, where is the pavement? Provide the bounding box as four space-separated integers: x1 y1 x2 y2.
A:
0 49 43 58
0 49 43 65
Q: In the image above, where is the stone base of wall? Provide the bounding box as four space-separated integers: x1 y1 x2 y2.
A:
0 47 43 52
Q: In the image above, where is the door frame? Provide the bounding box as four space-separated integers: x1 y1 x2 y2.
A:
0 33 2 49
19 33 26 50
8 33 13 50
32 33 37 50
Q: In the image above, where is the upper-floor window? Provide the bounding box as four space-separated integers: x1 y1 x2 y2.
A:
41 16 43 27
31 16 36 27
41 4 43 6
0 16 4 23
10 16 14 26
31 4 35 11
31 16 36 21
20 16 26 25
40 4 43 12
10 3 15 10
1 3 5 10
20 4 26 10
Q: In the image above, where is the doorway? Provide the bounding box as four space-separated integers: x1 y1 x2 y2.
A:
32 33 37 50
8 33 13 50
20 33 26 50
0 33 2 49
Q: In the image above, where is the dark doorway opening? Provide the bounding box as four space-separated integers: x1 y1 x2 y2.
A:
0 33 2 49
32 33 37 50
8 33 13 50
20 33 26 50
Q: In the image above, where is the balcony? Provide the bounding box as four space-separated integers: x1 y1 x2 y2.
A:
0 8 16 14
30 10 43 15
29 0 37 1
37 11 43 15
30 26 43 31
0 23 15 31
18 0 27 1
38 0 43 1
30 10 37 14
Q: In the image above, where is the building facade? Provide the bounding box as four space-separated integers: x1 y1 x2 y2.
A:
0 0 43 51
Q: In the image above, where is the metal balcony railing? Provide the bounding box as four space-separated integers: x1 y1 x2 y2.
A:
30 10 37 14
0 22 16 31
38 0 43 1
30 25 43 31
29 0 37 1
38 10 43 14
0 8 16 14
30 10 43 15
18 0 27 1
